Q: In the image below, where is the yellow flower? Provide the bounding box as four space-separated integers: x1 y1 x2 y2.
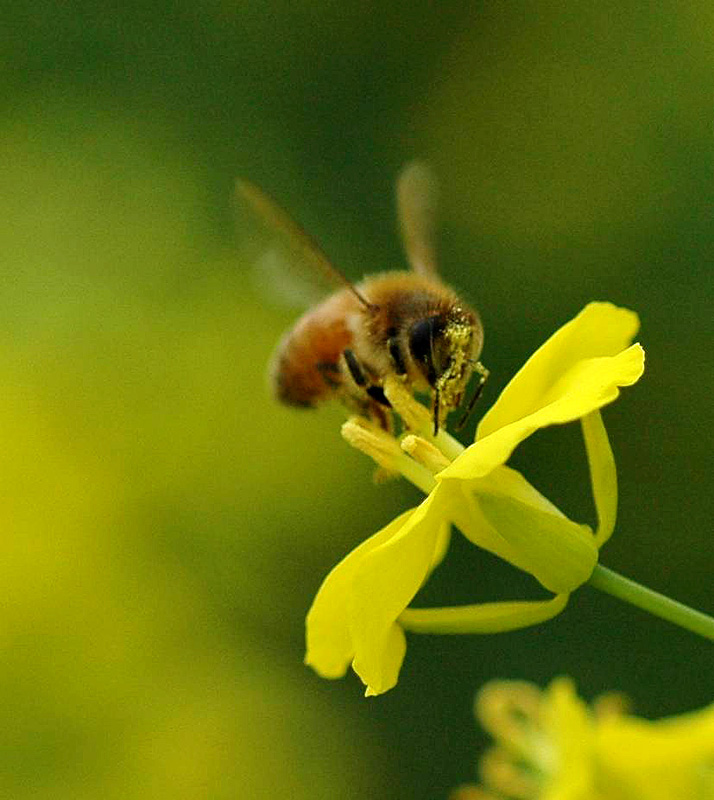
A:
305 303 645 696
464 678 714 800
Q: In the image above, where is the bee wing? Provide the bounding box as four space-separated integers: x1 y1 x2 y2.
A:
236 178 370 309
396 161 440 278
251 247 326 309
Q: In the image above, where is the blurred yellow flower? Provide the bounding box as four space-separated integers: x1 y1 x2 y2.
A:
459 677 714 800
305 303 645 695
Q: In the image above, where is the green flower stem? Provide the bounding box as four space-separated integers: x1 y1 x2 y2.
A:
588 564 714 641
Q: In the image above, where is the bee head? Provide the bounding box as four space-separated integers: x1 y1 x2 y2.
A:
408 312 479 433
408 315 445 386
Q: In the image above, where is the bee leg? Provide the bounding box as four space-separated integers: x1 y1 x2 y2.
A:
316 360 341 389
455 361 490 430
369 400 393 433
343 349 392 407
342 348 393 431
366 384 391 406
343 348 368 389
387 333 407 375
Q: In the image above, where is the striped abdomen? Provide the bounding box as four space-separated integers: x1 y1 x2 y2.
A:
268 289 359 408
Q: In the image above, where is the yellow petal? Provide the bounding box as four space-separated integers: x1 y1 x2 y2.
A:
399 593 568 634
482 464 566 516
304 508 416 679
362 625 406 698
477 302 640 440
448 480 526 571
441 343 644 483
543 678 596 800
429 520 452 571
475 492 598 593
581 410 618 547
349 488 451 695
594 703 714 800
451 467 593 589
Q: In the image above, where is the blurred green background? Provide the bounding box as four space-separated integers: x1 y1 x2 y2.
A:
2 1 712 797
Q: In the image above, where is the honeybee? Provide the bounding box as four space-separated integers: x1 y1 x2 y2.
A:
238 162 487 434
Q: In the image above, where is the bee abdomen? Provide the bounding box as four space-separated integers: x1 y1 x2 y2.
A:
268 300 354 408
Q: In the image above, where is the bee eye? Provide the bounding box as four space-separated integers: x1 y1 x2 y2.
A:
409 315 444 384
408 318 434 363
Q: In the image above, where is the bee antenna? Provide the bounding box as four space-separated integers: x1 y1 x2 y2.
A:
455 372 488 431
354 289 377 313
433 386 440 436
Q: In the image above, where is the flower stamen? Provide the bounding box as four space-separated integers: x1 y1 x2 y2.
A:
341 417 436 493
401 434 452 474
383 375 432 432
383 375 467 461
